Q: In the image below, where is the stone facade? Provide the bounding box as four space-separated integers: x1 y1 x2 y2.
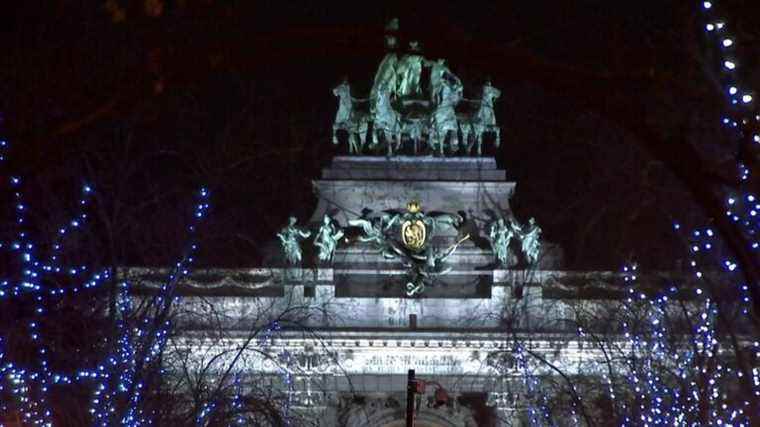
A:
131 157 622 426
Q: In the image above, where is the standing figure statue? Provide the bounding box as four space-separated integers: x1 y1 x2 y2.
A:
314 215 345 264
488 218 516 266
395 41 426 98
332 79 369 154
429 59 454 104
277 216 312 265
370 19 400 114
461 80 501 156
519 217 542 265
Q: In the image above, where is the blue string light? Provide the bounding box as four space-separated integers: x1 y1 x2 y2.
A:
90 187 210 426
0 135 211 426
563 4 759 419
189 320 291 426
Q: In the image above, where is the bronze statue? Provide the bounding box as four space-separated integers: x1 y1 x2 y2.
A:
348 201 465 296
430 74 462 155
428 59 452 103
277 217 311 265
461 80 501 156
332 18 501 157
370 19 400 114
518 217 542 265
395 41 426 98
332 79 369 153
488 217 516 266
314 214 344 263
370 86 402 156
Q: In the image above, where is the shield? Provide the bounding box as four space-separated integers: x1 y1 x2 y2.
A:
401 219 427 252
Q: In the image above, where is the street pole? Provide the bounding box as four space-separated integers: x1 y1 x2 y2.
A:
406 369 416 427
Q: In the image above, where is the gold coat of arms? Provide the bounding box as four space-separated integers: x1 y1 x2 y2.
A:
401 219 427 252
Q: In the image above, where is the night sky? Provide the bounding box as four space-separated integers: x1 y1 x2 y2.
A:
2 1 759 270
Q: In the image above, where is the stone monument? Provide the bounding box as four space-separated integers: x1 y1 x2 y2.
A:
131 19 629 427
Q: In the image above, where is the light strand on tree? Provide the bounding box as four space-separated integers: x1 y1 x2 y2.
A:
192 321 284 426
92 187 210 427
604 262 751 426
0 135 212 426
0 138 109 426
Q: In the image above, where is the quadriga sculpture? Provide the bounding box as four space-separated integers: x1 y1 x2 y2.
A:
332 80 370 154
330 20 502 157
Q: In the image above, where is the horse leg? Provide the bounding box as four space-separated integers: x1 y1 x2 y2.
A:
332 126 339 145
359 124 367 153
351 132 361 154
495 128 501 148
450 127 460 154
460 126 469 155
469 131 476 156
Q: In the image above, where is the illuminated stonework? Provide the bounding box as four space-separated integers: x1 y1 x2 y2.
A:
129 33 613 425
131 155 620 426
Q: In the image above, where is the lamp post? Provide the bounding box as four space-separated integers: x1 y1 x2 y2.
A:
406 369 416 427
407 370 452 426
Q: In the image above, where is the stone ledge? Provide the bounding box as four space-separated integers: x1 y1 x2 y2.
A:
331 156 499 169
323 156 506 181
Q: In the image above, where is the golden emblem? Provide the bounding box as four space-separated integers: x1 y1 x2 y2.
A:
401 219 427 251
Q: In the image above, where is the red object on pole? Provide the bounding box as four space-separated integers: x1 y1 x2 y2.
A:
434 386 450 406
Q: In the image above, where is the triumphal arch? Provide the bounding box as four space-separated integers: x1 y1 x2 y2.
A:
133 21 620 426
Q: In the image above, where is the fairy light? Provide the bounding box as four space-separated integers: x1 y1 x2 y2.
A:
586 6 760 423
596 261 754 426
3 1 757 424
0 138 108 425
230 374 248 425
94 187 210 426
0 135 212 426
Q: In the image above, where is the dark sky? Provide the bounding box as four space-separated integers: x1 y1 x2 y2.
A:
2 1 758 270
